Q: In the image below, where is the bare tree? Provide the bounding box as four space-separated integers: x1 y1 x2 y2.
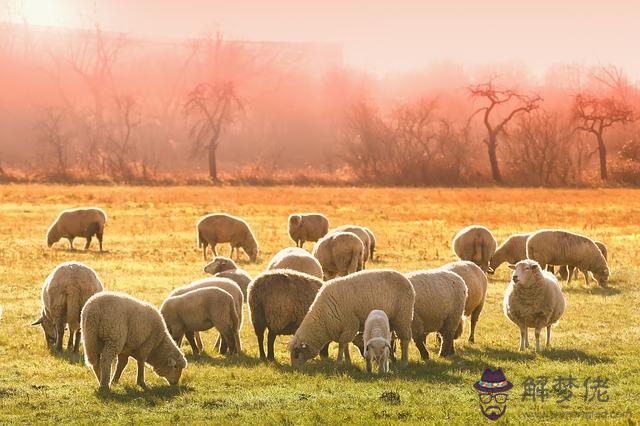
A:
35 108 74 177
469 81 542 183
104 94 140 180
184 81 243 181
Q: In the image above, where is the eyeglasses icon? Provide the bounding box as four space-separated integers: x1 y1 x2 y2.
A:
479 393 509 404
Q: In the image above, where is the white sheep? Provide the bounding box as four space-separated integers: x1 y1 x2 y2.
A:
489 232 531 273
197 213 259 262
289 269 415 368
32 262 104 352
363 309 391 374
81 291 187 389
452 225 497 272
46 207 107 251
312 231 364 279
266 247 324 279
526 229 610 287
503 259 566 352
288 213 329 248
561 241 609 284
330 225 371 266
203 256 252 300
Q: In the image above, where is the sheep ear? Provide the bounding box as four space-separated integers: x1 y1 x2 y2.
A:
31 316 43 326
508 264 516 270
531 263 539 270
300 343 308 350
167 357 176 367
487 266 495 275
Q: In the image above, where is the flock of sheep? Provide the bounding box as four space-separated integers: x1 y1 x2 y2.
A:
33 207 611 389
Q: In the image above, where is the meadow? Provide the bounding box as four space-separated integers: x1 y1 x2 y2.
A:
0 184 639 425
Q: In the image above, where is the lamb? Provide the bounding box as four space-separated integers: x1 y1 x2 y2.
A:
32 262 104 352
489 233 531 273
503 259 566 352
169 277 243 354
160 287 241 356
405 270 467 359
288 269 415 368
438 261 487 343
362 310 392 374
526 229 610 287
203 256 252 300
364 227 377 261
559 241 609 284
247 269 327 361
288 213 329 248
266 247 324 279
197 213 259 262
81 291 187 389
330 225 371 266
452 225 497 272
46 207 107 251
312 231 364 279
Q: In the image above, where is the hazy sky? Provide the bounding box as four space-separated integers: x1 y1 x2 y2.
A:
4 0 639 76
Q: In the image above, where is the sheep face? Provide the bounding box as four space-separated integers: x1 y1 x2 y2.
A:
509 260 540 288
203 257 236 275
288 339 315 366
46 226 60 247
245 245 258 262
31 314 56 347
288 215 302 235
364 338 391 366
153 356 186 386
593 267 610 287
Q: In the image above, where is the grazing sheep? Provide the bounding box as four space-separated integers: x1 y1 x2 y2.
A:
503 260 566 352
203 256 252 300
169 277 243 354
312 232 364 279
46 207 107 251
197 213 259 262
161 287 241 355
526 230 610 287
405 270 467 359
32 262 104 352
330 225 371 266
81 291 187 389
289 269 415 368
247 269 327 361
489 233 531 273
560 241 609 284
288 213 329 248
363 310 391 374
438 261 487 343
266 247 324 279
364 227 377 261
452 225 497 272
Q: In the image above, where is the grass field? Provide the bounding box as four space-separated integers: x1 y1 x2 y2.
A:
0 184 639 425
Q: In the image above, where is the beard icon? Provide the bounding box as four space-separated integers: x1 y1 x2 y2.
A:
473 368 513 421
479 400 507 421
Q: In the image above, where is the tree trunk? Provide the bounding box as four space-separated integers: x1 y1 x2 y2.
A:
208 143 218 181
487 135 503 184
597 133 607 181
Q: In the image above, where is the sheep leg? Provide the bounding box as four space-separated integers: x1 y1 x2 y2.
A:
135 358 147 388
68 238 75 250
534 328 542 352
379 355 389 374
223 331 237 354
202 241 208 261
111 354 129 384
399 339 410 367
519 326 527 351
344 344 352 366
97 232 103 252
219 335 229 354
185 332 200 355
469 306 482 343
581 269 590 286
336 342 346 366
266 329 277 361
566 267 575 285
67 330 74 351
546 326 552 347
414 335 429 360
84 235 92 250
256 326 267 360
319 343 330 359
55 320 65 352
99 346 117 389
73 329 81 353
195 332 204 351
365 356 372 373
212 243 218 257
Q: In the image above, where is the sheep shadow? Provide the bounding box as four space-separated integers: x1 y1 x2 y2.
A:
95 383 193 404
50 348 85 365
561 285 621 296
461 346 611 366
185 351 263 368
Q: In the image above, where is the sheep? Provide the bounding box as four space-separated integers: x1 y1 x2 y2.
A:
330 225 371 266
312 231 364 280
438 261 487 343
266 247 324 279
32 262 104 352
46 207 107 251
526 230 610 287
81 291 187 389
288 269 415 368
363 310 391 374
405 270 467 359
169 277 243 354
452 225 497 272
247 269 327 361
503 259 566 352
559 241 609 284
288 213 329 248
197 213 259 262
489 232 531 273
364 227 377 261
203 256 252 301
160 287 241 356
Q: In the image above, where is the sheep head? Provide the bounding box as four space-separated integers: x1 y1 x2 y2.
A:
31 312 56 347
46 224 60 247
288 337 315 366
593 266 610 287
203 256 237 275
509 260 542 288
364 337 391 365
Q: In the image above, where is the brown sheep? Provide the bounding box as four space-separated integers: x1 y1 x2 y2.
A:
197 213 259 262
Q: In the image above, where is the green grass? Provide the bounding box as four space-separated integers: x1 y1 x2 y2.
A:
0 185 639 424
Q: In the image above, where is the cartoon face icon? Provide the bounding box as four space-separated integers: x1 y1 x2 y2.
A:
474 368 513 421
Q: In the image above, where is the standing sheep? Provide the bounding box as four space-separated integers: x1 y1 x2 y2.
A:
288 213 329 248
203 256 252 300
32 262 104 352
160 287 241 355
247 269 327 361
289 269 415 368
452 225 497 272
330 225 371 266
405 270 467 359
438 261 487 343
46 207 107 251
526 230 610 287
197 213 259 262
559 241 609 284
312 231 364 279
363 310 392 374
364 227 377 262
81 292 187 389
266 247 324 279
489 233 531 273
503 260 566 352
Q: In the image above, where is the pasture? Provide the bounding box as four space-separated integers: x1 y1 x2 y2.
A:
0 184 639 424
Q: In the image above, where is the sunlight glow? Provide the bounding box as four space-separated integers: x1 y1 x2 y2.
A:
20 0 68 27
